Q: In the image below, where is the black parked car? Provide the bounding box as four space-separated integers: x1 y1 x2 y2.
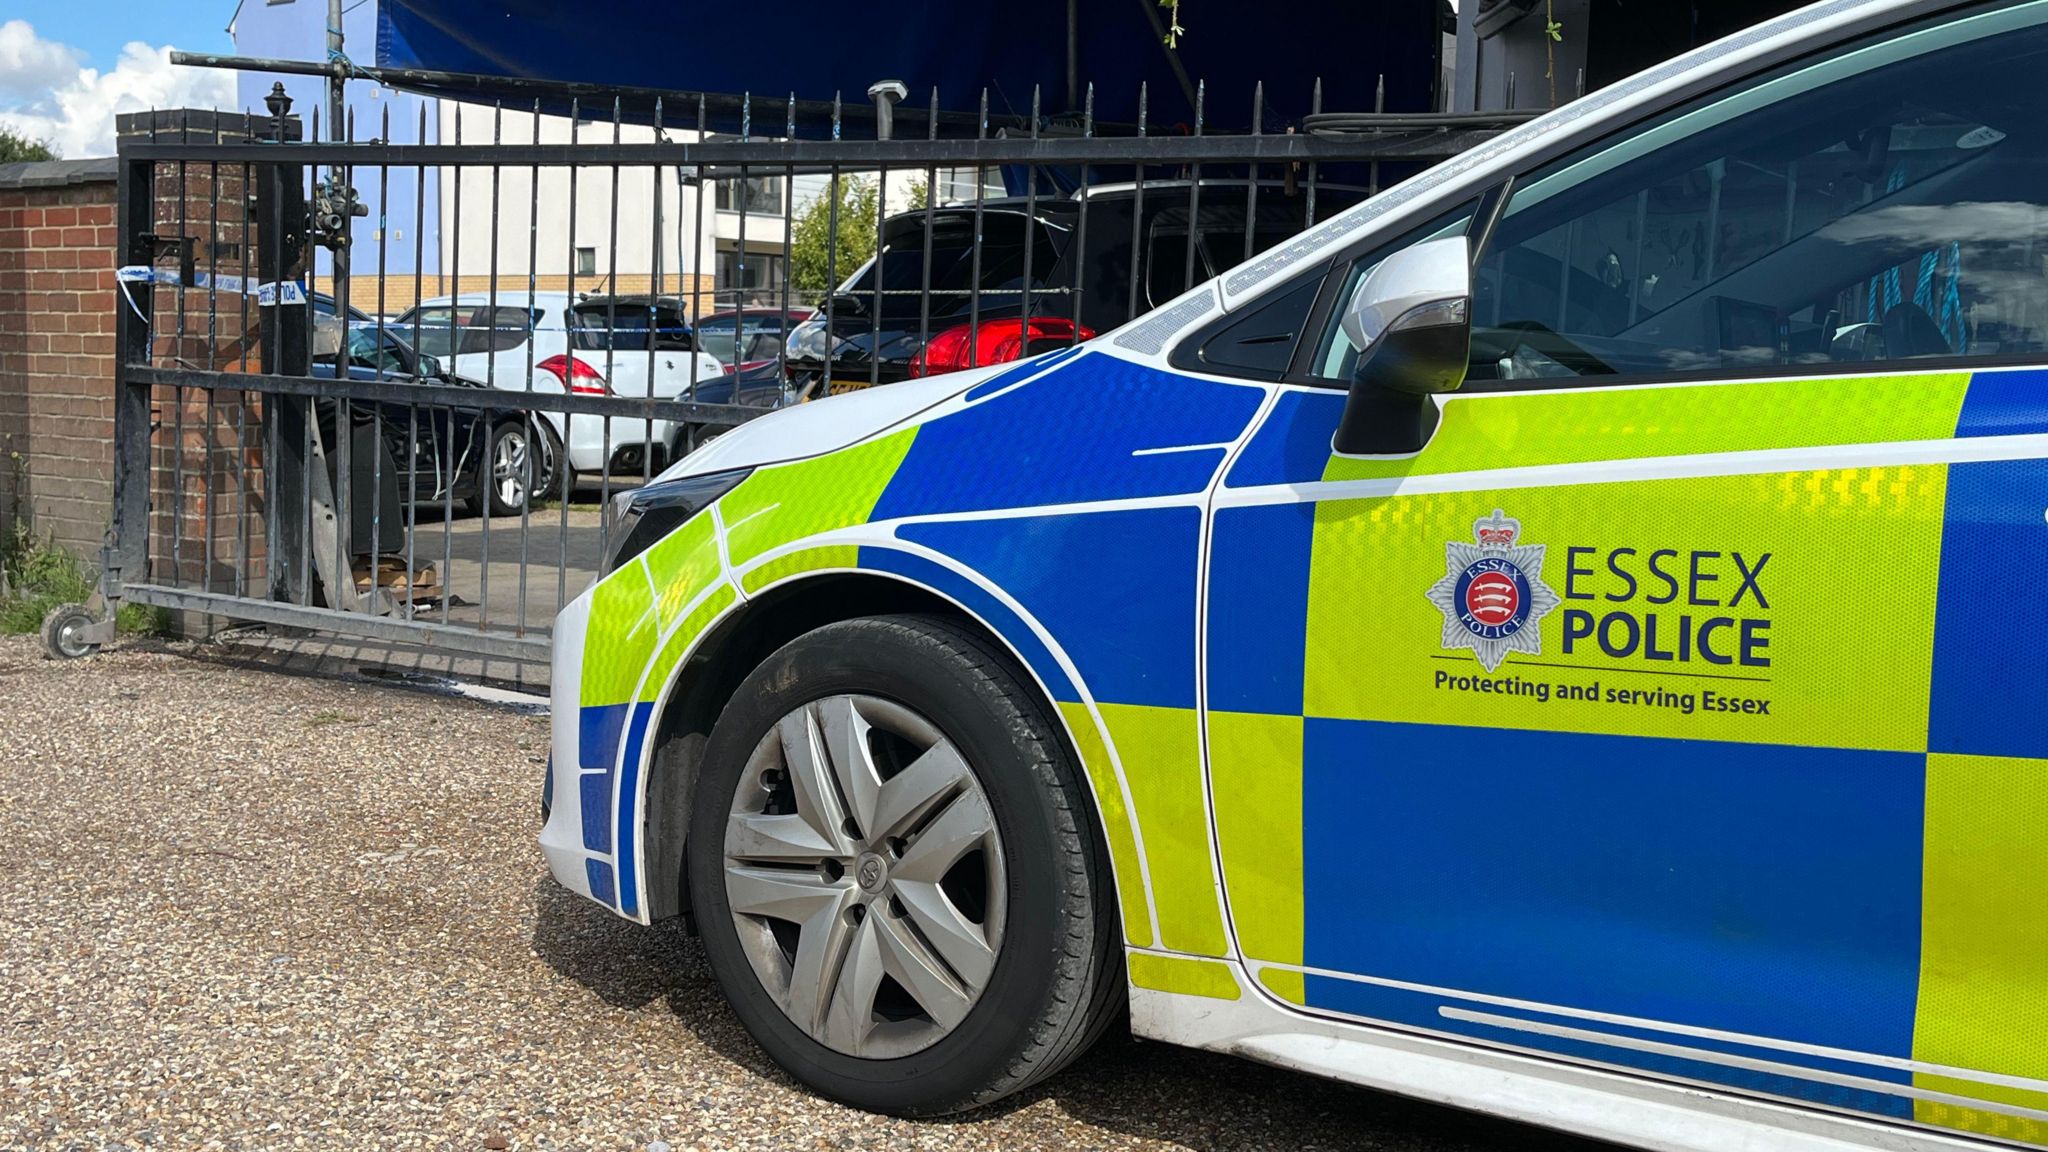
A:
310 296 542 518
663 357 798 460
752 180 1365 397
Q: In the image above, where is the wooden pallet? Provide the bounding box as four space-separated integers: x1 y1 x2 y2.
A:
351 556 443 601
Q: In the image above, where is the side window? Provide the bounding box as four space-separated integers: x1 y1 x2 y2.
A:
403 306 462 359
464 306 533 354
1145 209 1216 307
1469 3 2048 384
654 306 693 350
844 212 1063 318
1190 274 1323 379
345 325 409 376
1164 189 1383 381
572 303 628 352
1142 192 1350 311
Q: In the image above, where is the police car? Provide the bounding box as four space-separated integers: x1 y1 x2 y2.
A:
543 0 2048 1145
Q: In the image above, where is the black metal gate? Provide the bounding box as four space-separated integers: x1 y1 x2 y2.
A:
74 78 1521 677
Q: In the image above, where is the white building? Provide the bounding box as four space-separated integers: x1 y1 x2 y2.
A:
232 0 941 316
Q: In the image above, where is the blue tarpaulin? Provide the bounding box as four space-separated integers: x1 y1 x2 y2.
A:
375 0 1440 136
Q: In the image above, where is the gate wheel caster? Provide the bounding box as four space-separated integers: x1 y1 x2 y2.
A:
40 603 108 660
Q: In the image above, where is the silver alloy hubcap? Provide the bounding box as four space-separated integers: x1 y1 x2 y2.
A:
723 694 1008 1059
493 429 528 506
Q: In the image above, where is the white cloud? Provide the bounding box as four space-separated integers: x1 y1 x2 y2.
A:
0 23 236 160
0 20 83 101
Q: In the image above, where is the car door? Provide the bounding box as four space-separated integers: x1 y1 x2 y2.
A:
1204 4 2048 1142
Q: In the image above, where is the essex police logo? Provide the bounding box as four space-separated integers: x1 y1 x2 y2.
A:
1425 509 1560 672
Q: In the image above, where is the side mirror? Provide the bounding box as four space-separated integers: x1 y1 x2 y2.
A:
1334 235 1472 455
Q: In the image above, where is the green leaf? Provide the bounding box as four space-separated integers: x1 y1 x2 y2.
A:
0 128 57 163
788 177 882 297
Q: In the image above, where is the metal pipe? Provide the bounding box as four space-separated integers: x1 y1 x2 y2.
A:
121 583 549 662
119 132 1512 168
325 0 345 139
168 51 994 138
326 0 350 379
868 79 906 142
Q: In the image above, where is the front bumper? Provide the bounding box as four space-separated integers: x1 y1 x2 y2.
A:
558 413 676 475
539 590 622 911
541 519 732 924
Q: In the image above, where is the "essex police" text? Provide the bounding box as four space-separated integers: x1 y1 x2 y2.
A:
1559 547 1771 667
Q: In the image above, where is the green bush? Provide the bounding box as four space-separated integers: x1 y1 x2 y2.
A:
0 523 167 637
0 129 57 164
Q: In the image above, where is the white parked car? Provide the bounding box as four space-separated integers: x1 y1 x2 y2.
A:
391 292 725 494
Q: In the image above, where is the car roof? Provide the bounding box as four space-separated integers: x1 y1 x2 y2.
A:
576 293 689 307
412 291 574 311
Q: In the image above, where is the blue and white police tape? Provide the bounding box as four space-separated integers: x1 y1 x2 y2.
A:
116 266 307 306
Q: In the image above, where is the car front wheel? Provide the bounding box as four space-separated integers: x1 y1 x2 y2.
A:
685 614 1123 1115
473 420 531 517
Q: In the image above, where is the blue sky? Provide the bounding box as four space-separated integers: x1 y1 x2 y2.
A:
5 0 234 70
0 0 239 156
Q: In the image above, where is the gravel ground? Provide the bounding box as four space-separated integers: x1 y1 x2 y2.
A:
0 636 1610 1152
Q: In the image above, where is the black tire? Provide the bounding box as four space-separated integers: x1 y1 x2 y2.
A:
470 420 531 518
40 603 100 660
529 419 562 501
686 614 1124 1115
669 423 724 463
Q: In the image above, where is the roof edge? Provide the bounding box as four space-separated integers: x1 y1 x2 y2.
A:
0 158 120 192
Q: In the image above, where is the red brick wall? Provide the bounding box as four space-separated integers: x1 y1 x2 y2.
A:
143 154 268 597
0 179 120 563
1 120 276 625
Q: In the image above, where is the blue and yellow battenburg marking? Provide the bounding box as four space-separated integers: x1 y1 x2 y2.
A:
568 352 1266 953
567 349 2048 1144
1210 365 2048 1143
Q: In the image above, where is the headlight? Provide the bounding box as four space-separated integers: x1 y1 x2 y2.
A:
601 466 753 575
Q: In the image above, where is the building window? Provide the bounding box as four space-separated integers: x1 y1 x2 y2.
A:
715 176 785 217
575 247 597 276
936 167 1003 206
716 248 787 305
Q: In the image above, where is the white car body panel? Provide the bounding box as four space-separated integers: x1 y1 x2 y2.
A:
1129 974 1994 1152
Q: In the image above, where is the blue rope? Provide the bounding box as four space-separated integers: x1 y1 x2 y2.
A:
325 28 365 80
